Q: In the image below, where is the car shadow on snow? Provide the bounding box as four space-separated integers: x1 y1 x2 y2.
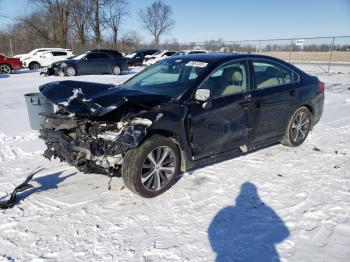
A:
208 182 289 262
0 74 9 78
11 69 38 74
1 171 77 203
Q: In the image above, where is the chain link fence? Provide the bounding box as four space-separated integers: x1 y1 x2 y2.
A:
177 36 350 72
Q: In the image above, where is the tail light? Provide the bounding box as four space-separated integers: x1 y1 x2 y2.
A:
317 82 325 92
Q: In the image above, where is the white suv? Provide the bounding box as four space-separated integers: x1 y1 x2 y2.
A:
15 48 69 61
23 50 74 70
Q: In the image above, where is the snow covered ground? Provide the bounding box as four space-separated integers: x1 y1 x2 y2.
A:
0 65 349 262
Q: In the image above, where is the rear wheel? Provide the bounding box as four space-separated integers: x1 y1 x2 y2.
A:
65 66 76 76
282 106 312 147
111 65 121 75
122 135 180 198
0 64 11 74
29 62 41 70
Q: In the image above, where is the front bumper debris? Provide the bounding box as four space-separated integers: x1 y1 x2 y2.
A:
39 113 154 174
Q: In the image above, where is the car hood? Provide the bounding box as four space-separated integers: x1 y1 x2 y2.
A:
52 59 72 66
39 80 171 117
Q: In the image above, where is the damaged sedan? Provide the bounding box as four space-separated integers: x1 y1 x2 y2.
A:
39 53 324 197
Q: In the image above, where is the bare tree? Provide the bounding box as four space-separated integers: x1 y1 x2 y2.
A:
26 0 72 47
138 0 174 47
71 0 93 47
121 30 142 52
102 0 129 47
91 0 102 46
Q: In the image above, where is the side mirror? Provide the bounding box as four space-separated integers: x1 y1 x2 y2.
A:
195 89 211 102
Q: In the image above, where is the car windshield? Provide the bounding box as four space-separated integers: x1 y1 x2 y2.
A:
152 50 163 56
126 52 137 58
122 59 209 98
72 54 86 60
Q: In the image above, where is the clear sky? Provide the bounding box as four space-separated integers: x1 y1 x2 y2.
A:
0 0 349 43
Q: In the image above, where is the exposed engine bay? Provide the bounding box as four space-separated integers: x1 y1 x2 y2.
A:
40 111 159 175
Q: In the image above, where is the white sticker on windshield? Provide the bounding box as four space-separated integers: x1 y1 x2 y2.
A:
185 61 208 68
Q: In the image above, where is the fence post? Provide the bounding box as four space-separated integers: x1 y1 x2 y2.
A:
327 37 335 73
258 40 262 54
288 39 293 62
9 37 13 57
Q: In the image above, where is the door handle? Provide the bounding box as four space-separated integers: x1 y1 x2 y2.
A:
289 90 296 96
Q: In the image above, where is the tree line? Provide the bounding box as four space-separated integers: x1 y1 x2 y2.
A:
0 0 175 55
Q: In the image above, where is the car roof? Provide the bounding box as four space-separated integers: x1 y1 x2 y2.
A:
89 49 122 57
167 52 282 63
166 52 305 75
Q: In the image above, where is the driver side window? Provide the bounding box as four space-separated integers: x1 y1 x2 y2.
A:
200 61 249 99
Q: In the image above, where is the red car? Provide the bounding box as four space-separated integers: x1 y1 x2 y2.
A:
0 54 22 74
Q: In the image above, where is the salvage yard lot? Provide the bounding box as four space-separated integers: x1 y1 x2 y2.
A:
0 65 350 261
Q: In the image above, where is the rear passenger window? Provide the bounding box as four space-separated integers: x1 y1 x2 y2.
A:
253 61 299 89
52 52 67 56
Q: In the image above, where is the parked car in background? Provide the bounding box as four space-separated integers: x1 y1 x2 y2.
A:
23 50 74 70
43 49 128 76
144 50 178 66
126 49 159 66
15 48 70 62
185 50 208 55
39 53 325 197
0 54 22 74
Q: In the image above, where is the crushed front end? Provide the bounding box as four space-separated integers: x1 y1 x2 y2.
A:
38 80 167 175
40 112 154 175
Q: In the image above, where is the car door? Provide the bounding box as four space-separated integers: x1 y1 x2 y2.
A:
249 59 300 143
189 60 255 160
80 53 100 74
96 53 114 73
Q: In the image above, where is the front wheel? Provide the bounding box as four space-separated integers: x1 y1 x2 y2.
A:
122 135 180 198
0 64 11 74
65 66 76 76
29 62 41 70
282 106 312 147
111 65 121 75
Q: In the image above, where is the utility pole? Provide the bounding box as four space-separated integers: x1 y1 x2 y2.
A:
9 37 13 57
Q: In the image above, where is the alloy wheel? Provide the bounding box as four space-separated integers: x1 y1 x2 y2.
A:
66 67 76 76
0 64 11 74
31 63 40 70
291 111 310 144
112 65 121 75
141 146 176 192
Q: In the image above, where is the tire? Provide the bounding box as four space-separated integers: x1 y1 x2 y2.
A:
65 66 77 76
122 135 180 198
111 65 121 75
282 106 312 147
0 64 11 74
29 62 41 70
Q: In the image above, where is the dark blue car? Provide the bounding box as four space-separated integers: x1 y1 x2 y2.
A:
39 53 324 197
45 49 129 76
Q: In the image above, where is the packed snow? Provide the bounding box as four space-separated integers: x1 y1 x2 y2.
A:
0 64 349 261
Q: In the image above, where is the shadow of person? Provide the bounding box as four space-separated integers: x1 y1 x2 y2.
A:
16 171 77 202
208 182 289 262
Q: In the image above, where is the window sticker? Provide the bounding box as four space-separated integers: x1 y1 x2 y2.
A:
185 61 208 68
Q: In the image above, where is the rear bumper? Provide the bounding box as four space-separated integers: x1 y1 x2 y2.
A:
312 92 324 126
12 64 22 70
